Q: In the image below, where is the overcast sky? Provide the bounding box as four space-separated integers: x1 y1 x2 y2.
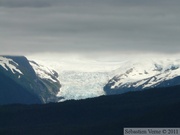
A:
0 0 180 57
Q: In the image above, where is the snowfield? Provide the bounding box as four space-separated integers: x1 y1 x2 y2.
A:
109 58 180 90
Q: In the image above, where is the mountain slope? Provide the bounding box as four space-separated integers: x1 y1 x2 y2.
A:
0 56 61 104
0 85 180 135
0 71 41 104
29 60 61 102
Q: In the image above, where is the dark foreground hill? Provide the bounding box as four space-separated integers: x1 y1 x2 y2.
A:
0 85 180 135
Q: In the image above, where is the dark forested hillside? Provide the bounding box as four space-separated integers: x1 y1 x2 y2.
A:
0 85 180 135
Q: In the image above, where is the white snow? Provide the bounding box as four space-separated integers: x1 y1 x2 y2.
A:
0 56 23 75
29 61 58 83
110 57 180 89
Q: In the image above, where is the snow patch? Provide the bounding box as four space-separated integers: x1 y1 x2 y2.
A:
0 56 23 75
29 61 58 83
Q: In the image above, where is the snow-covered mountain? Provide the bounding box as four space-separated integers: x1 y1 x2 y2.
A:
0 56 61 104
105 58 180 95
2 54 180 104
28 55 180 101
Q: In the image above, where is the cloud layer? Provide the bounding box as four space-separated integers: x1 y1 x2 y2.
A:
0 0 180 56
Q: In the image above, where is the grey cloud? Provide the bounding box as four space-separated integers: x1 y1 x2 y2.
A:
0 0 57 8
1 0 179 8
0 0 180 56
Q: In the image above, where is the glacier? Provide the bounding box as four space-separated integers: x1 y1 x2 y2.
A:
28 56 121 101
57 71 109 101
